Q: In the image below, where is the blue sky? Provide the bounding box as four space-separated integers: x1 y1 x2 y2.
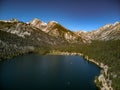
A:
0 0 120 31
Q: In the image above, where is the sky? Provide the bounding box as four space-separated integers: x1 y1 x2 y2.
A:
0 0 120 31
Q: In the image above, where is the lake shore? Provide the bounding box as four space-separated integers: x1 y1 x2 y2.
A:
47 51 113 90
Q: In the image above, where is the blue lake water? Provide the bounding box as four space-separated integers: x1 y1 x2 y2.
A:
0 54 100 90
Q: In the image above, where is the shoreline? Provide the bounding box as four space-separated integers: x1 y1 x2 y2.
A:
48 51 113 90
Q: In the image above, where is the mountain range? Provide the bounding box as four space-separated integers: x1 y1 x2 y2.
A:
30 18 120 42
1 18 120 44
0 18 120 60
0 18 120 90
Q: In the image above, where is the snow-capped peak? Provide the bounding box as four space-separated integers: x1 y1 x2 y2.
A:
30 18 47 30
50 21 58 24
113 21 120 26
103 24 112 28
30 18 42 24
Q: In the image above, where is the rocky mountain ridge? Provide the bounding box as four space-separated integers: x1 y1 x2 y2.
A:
1 18 119 43
76 21 120 41
30 18 120 42
0 18 119 49
30 18 83 43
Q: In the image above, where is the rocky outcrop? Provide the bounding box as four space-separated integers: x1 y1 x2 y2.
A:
96 63 113 90
75 31 92 43
30 18 47 31
0 21 32 38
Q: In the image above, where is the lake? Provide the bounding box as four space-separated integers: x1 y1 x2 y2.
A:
0 54 100 90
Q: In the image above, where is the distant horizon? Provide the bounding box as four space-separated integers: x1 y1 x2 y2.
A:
0 17 120 32
0 0 120 31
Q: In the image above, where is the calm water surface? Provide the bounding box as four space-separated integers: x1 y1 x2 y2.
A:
0 54 100 90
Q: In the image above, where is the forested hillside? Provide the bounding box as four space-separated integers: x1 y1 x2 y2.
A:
52 40 120 90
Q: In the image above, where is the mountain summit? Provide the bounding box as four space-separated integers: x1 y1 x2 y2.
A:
30 18 47 31
76 21 120 41
30 18 83 42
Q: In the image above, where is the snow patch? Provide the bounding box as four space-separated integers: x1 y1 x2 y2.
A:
50 21 58 24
